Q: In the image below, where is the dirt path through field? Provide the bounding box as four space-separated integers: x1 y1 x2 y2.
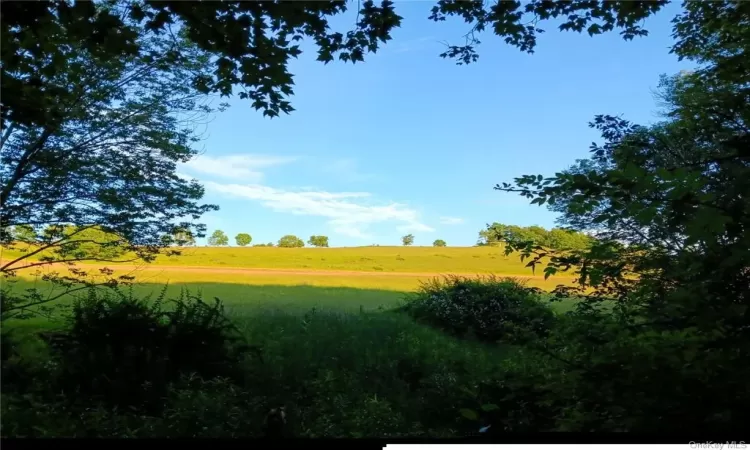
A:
4 261 570 280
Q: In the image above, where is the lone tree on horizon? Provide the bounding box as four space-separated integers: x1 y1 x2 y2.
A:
402 234 414 246
308 235 329 247
433 239 447 247
278 235 304 248
208 230 229 246
235 233 252 247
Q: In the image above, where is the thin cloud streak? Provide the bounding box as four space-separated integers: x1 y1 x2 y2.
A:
204 181 434 239
183 154 296 182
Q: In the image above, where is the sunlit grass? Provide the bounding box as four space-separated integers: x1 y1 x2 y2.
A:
1 244 565 275
3 273 580 331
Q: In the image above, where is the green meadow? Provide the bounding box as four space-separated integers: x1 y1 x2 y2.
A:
2 244 578 331
3 249 582 438
2 251 579 332
1 245 558 274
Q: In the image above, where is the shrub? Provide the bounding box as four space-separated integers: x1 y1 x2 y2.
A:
402 275 556 343
46 287 252 412
308 235 329 247
278 235 304 248
433 239 447 247
1 330 30 391
207 230 229 246
235 233 252 246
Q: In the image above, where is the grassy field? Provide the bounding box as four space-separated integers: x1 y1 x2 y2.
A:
2 244 577 323
2 245 582 437
1 245 560 274
3 270 579 330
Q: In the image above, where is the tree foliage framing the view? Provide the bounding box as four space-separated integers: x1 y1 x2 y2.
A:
487 0 750 431
3 0 750 436
1 4 222 319
0 0 674 320
1 1 671 129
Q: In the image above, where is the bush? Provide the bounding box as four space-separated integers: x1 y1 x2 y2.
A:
402 275 556 343
278 235 304 248
235 233 252 246
45 287 252 412
1 330 30 392
308 235 329 247
456 306 750 433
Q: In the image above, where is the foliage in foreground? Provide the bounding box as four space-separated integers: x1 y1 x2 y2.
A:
3 1 671 131
28 288 250 414
1 292 510 438
401 276 556 344
475 1 750 433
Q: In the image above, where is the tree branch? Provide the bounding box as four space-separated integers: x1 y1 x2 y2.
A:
0 224 99 272
6 256 142 273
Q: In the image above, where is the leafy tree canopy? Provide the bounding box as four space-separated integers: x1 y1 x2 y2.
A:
2 0 671 129
401 234 414 246
479 223 592 251
308 235 329 248
278 235 304 248
172 227 196 247
433 239 447 247
235 233 252 247
1 2 217 302
486 1 750 430
208 230 229 247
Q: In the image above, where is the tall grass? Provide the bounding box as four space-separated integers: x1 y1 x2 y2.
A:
1 245 570 275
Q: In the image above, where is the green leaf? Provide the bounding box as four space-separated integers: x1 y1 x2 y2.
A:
481 404 500 412
459 408 479 421
459 386 477 398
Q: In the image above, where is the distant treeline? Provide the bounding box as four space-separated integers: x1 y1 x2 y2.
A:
477 223 593 251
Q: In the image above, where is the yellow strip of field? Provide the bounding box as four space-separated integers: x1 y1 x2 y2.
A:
9 265 575 292
1 245 559 275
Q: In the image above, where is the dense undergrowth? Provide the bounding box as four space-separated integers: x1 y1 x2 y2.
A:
400 276 557 344
1 286 511 438
4 273 748 437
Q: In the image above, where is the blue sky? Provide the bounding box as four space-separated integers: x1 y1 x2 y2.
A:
179 2 690 247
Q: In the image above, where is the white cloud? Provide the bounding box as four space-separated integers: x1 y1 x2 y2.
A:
324 158 378 183
440 216 464 225
174 172 193 181
182 154 296 182
204 181 434 239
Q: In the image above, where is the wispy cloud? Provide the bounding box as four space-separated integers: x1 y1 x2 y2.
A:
323 158 378 183
439 216 464 225
204 181 434 239
182 154 296 182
